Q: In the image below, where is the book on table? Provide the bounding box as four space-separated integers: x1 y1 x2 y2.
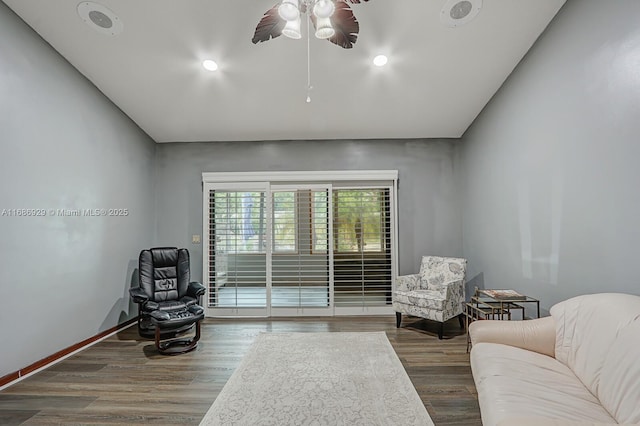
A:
478 289 525 300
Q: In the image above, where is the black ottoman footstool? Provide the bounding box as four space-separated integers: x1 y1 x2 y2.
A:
149 305 204 355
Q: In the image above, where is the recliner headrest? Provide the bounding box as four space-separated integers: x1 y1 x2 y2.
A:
150 247 179 268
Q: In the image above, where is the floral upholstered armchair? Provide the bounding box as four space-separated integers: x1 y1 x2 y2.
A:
393 256 467 339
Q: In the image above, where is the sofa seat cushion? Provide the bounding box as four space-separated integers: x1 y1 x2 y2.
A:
393 290 445 310
471 342 616 426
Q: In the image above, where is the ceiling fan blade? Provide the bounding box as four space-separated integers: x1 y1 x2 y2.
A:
327 1 360 49
342 0 369 3
252 4 286 44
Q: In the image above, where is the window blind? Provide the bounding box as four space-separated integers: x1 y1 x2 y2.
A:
271 189 330 308
333 188 392 307
208 190 267 308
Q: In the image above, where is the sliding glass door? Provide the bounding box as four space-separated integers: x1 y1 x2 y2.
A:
206 184 269 316
333 188 392 314
203 171 397 317
270 186 333 315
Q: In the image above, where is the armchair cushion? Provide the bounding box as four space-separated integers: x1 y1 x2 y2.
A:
149 309 171 322
154 300 188 311
150 305 205 330
393 290 446 310
395 274 420 292
144 301 160 311
180 296 198 307
420 256 467 297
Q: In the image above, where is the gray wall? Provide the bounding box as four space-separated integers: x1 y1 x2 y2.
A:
154 139 463 280
0 4 155 377
460 0 640 313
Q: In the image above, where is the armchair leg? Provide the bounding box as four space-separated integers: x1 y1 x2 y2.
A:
438 322 444 340
458 313 465 329
395 312 402 328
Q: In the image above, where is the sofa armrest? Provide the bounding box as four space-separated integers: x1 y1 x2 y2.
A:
469 316 556 358
395 274 419 292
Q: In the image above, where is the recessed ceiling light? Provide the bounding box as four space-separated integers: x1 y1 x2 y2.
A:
77 2 123 36
373 55 388 67
202 60 218 71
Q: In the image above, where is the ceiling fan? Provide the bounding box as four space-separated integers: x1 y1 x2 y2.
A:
252 0 370 49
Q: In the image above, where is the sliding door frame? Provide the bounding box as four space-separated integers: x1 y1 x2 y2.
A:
202 171 399 317
202 181 271 317
332 183 396 316
269 184 334 317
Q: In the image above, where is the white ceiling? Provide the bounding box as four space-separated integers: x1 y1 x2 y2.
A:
3 0 566 143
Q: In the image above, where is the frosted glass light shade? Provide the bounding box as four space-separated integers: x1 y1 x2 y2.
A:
313 0 335 19
373 55 388 67
315 17 335 39
278 0 300 21
282 16 302 39
202 59 218 71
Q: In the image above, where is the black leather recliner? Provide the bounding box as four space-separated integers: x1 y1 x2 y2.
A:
129 247 206 354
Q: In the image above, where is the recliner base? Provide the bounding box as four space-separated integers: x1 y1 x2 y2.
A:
154 320 201 355
137 318 194 339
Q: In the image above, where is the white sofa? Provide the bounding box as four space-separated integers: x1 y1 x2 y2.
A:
469 293 640 426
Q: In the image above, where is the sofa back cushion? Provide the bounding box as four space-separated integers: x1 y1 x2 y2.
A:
550 293 640 423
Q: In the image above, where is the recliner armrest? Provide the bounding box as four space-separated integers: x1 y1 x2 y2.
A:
129 287 149 304
187 281 206 298
469 316 556 357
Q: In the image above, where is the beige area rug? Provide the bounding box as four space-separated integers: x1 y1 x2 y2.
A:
199 332 434 426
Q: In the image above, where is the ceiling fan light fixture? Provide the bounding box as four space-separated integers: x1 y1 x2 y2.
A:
315 17 335 39
278 0 300 21
313 0 335 19
282 16 302 39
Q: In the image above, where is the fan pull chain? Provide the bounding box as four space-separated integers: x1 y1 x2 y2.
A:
306 14 312 103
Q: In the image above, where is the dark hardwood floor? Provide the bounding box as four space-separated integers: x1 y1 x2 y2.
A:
0 316 481 425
